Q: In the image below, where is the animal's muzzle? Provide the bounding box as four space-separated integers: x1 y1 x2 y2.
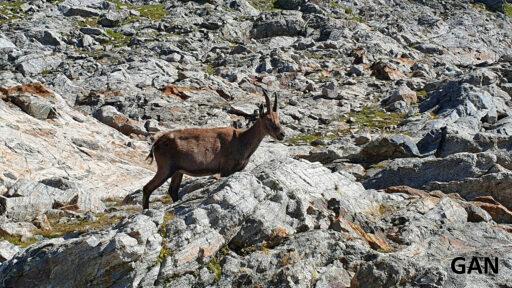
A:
277 132 285 140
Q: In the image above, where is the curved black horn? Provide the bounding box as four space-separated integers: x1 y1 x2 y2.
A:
273 93 277 112
262 89 271 114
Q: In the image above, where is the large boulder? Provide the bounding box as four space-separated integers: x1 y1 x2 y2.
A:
9 95 56 120
427 172 512 210
0 212 164 287
31 30 65 47
275 0 304 10
382 84 418 112
420 81 508 125
357 135 420 164
475 0 509 11
250 12 305 39
99 10 129 27
159 158 378 278
364 152 497 190
15 54 63 76
1 178 105 221
0 222 37 239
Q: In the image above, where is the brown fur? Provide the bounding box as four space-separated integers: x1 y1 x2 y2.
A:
142 92 284 209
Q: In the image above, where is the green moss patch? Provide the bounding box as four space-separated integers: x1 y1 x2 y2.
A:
250 0 277 11
0 235 38 248
110 0 132 10
342 106 405 131
156 212 175 263
416 89 428 100
157 244 171 263
108 1 168 23
138 4 167 21
0 0 24 24
39 213 124 239
286 133 337 145
329 1 341 9
105 29 131 46
208 257 222 282
205 64 215 76
1 212 126 247
504 3 512 17
472 3 488 11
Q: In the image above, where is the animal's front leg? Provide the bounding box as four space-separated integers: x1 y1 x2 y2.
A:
143 167 174 209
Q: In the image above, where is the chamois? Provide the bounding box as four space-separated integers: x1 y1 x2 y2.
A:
142 90 285 209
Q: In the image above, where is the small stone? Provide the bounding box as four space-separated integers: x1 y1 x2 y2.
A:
80 27 105 36
0 34 16 49
348 65 365 77
275 0 304 10
32 214 52 231
93 105 147 136
34 30 65 46
383 84 417 108
370 61 405 80
9 95 56 120
354 134 371 145
0 241 21 262
62 6 101 17
321 81 338 99
472 197 512 224
465 204 493 223
0 222 37 238
144 119 161 133
80 34 96 48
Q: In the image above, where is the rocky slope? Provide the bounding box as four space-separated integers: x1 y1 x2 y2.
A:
1 0 512 287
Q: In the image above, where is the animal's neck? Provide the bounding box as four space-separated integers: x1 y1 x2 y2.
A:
239 119 266 159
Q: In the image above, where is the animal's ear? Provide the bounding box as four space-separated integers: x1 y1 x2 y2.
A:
273 93 278 112
262 89 271 114
259 104 264 117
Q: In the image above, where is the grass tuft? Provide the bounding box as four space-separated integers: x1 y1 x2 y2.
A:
205 64 215 76
0 235 38 248
109 1 167 23
1 212 126 247
158 244 171 263
156 212 175 263
138 4 167 21
416 89 428 100
39 213 124 239
105 29 131 46
208 257 222 282
286 133 337 145
250 0 277 11
0 0 24 24
504 3 512 17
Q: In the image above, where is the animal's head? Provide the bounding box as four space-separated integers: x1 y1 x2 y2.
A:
259 90 285 141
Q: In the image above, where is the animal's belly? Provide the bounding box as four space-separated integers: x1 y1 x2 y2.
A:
179 169 218 177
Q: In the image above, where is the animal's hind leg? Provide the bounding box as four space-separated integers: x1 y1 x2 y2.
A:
142 166 175 209
168 172 183 202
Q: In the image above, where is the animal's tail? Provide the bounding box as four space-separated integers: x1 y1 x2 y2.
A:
146 143 155 164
